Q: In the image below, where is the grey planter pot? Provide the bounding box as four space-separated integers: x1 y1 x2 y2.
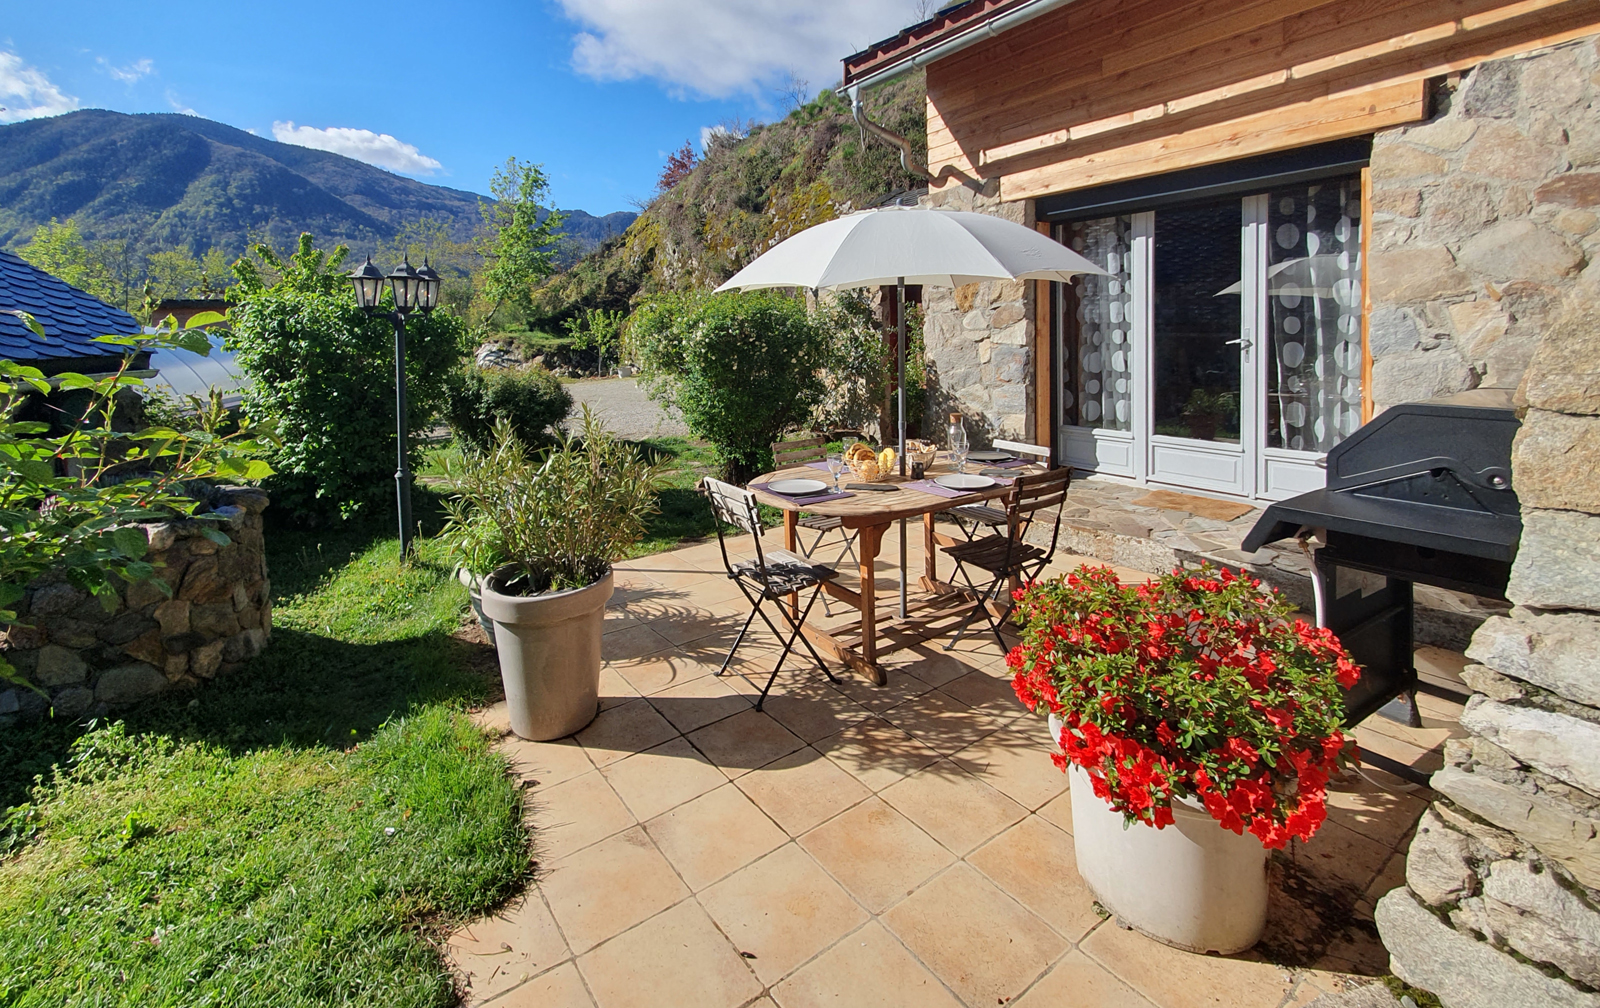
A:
456 568 497 643
480 564 614 741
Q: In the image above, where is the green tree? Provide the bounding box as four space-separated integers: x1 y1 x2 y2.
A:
476 158 566 322
377 217 477 316
17 219 114 304
632 290 828 481
562 307 625 375
145 248 205 300
227 234 467 521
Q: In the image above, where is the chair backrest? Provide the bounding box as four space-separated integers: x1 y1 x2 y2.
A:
993 438 1051 463
1004 467 1074 565
772 434 828 468
701 477 767 575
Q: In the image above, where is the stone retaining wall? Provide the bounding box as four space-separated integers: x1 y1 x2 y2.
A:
0 486 271 726
1373 282 1600 1006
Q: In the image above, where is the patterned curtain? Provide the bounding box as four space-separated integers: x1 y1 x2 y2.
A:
1066 215 1135 432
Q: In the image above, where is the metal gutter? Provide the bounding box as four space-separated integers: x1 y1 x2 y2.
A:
839 0 1081 94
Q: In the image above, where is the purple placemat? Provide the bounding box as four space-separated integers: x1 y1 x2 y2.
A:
750 484 855 504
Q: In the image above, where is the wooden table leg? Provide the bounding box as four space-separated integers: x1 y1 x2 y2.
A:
856 522 887 679
923 512 938 585
783 508 800 620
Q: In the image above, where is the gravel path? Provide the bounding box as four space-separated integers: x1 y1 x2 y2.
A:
562 377 690 441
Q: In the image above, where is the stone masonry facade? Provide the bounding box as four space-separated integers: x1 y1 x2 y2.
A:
1369 39 1600 1008
1367 38 1600 412
0 486 271 727
923 180 1037 446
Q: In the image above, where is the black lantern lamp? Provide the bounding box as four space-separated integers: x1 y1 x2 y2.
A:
350 256 386 310
387 258 423 314
415 258 441 314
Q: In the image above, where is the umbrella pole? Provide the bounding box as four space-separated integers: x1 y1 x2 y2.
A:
897 277 908 621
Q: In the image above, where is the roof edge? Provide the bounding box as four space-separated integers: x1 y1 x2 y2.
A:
841 0 1075 91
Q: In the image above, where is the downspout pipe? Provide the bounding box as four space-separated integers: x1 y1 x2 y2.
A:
848 84 933 183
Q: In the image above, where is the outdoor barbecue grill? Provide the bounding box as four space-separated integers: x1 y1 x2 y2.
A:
1243 389 1522 782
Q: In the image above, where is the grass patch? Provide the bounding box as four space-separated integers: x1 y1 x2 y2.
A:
0 524 524 1007
629 435 722 557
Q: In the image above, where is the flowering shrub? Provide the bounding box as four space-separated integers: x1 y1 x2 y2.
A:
1008 564 1359 849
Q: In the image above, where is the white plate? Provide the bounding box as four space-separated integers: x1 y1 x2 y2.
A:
967 450 1015 462
933 473 996 490
768 478 828 495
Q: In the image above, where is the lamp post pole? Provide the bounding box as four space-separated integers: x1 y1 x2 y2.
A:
349 256 441 560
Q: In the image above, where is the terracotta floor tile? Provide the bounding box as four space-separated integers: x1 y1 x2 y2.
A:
483 962 594 1008
734 746 874 837
645 783 788 891
598 622 672 660
600 736 729 822
540 826 689 953
578 900 762 1008
532 770 637 862
700 842 870 985
771 920 962 1008
595 664 640 712
883 862 1067 1005
645 672 753 735
829 665 935 714
689 707 807 778
950 724 1071 811
880 687 1010 756
1010 950 1155 1008
501 737 594 789
447 896 570 1005
1285 819 1394 890
1081 922 1296 1008
812 716 942 792
798 797 954 913
574 699 679 768
607 645 712 696
648 608 750 647
754 681 873 743
880 646 980 688
600 603 642 635
473 701 511 736
879 759 1027 855
1037 790 1074 834
968 815 1103 940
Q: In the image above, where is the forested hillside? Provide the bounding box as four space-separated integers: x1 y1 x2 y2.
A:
0 110 635 262
528 72 927 332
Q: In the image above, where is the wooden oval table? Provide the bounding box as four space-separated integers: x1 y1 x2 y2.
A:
748 458 1041 685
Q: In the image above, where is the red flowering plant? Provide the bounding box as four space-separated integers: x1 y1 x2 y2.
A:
1007 563 1360 849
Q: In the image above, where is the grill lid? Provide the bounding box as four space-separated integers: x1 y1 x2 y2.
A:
1243 391 1522 560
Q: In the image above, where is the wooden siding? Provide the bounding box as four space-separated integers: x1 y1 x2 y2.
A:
924 0 1600 201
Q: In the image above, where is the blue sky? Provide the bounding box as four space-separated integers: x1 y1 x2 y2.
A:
1 0 926 215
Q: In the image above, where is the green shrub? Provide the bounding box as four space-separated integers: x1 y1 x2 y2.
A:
226 235 466 521
442 363 573 450
632 290 828 481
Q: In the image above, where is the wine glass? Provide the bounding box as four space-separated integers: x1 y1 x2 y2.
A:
825 452 845 491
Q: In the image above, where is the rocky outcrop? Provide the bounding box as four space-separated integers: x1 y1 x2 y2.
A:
0 486 271 726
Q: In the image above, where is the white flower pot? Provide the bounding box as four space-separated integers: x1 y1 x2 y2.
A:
481 565 614 741
1048 715 1269 954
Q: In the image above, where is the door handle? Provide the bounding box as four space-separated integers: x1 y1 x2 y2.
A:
1225 336 1253 349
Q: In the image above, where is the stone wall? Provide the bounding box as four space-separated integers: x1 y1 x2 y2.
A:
1373 280 1600 1006
923 180 1037 444
1367 38 1600 414
0 486 271 726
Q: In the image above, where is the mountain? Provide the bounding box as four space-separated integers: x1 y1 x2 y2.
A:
0 109 635 260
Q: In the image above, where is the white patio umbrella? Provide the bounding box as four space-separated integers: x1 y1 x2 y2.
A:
716 205 1106 618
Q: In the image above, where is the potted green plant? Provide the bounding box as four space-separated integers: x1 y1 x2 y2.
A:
1180 388 1237 441
1008 563 1359 953
441 407 663 740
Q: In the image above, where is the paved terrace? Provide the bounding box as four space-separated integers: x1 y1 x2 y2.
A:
451 524 1466 1008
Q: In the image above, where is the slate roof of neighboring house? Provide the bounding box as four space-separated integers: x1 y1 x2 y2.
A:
0 248 140 361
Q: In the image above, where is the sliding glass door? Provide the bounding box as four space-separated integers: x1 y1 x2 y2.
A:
1055 173 1363 500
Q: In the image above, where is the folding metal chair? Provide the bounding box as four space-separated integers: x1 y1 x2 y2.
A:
949 438 1054 541
941 467 1074 655
770 434 859 566
701 478 841 709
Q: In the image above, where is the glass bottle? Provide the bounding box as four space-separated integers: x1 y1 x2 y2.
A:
947 412 969 474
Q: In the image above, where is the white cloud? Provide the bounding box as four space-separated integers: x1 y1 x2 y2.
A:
165 89 197 116
555 0 922 99
270 121 443 176
99 57 154 83
0 51 79 124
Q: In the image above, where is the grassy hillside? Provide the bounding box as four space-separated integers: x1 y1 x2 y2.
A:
0 110 634 261
529 72 927 330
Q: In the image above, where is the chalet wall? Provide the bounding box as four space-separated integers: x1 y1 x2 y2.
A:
0 487 271 726
920 182 1038 444
1366 38 1600 412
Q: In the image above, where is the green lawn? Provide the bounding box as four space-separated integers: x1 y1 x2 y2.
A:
0 527 525 1007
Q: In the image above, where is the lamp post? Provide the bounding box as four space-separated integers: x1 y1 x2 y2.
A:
348 255 440 558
